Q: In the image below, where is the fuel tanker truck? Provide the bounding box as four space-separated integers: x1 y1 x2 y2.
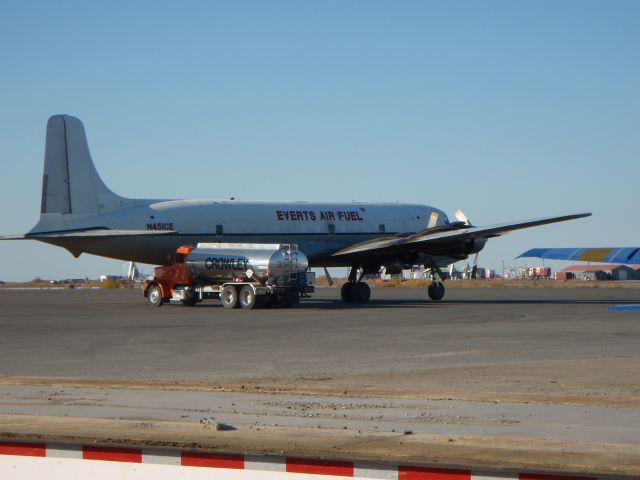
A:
143 243 315 309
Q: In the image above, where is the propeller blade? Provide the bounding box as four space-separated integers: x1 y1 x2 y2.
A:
427 211 439 229
454 209 471 225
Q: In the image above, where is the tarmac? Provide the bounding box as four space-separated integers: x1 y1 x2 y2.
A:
0 286 639 475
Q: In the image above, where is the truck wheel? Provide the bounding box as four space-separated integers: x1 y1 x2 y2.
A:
221 285 238 309
147 285 164 307
239 285 257 309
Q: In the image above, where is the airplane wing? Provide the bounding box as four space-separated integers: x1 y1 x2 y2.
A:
518 247 640 264
333 212 591 257
1 229 178 240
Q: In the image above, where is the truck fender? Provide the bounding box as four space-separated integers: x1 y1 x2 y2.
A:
144 281 166 299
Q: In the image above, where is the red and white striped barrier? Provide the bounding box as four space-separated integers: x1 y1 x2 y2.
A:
0 440 600 480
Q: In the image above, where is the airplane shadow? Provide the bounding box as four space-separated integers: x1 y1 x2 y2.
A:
295 298 640 310
174 297 640 310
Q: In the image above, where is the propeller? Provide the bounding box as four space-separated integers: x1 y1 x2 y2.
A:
454 208 472 226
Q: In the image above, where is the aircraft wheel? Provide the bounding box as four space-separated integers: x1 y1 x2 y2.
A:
221 285 239 309
427 282 445 301
239 285 257 309
354 282 371 303
340 282 355 303
147 285 164 307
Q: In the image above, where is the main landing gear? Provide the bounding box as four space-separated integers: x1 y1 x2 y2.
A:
339 265 446 304
340 267 371 304
427 266 445 301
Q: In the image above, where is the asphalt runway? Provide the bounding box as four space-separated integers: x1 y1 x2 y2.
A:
1 285 640 471
0 286 639 406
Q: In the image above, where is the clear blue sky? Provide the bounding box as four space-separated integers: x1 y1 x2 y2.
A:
1 0 638 281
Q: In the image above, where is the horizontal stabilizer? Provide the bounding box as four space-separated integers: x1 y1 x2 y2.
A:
0 234 28 240
25 229 178 238
333 212 591 257
518 247 640 264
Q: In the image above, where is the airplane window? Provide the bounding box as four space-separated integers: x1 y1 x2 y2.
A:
379 224 385 233
216 224 223 235
328 224 335 235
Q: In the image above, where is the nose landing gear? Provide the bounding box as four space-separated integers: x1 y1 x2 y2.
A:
427 281 445 300
427 265 446 301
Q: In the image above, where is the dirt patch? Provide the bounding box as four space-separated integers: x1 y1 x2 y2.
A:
1 357 639 407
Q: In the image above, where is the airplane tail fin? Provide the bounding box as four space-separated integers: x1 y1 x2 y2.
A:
40 115 130 216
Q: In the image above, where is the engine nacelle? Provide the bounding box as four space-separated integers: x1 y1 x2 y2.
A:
467 237 488 254
383 261 406 275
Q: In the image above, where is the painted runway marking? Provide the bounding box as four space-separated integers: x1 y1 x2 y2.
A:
608 304 640 311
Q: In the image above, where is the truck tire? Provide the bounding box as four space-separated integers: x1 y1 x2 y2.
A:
239 285 257 309
147 285 164 307
221 285 238 309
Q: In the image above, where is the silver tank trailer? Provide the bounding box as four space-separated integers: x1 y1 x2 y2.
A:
185 243 309 286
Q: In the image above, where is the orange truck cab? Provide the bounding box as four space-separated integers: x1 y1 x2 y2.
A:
143 246 200 306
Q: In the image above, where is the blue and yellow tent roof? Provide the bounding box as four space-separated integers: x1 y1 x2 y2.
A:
518 247 640 264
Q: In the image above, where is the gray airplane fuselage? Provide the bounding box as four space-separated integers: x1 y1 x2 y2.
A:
35 200 455 267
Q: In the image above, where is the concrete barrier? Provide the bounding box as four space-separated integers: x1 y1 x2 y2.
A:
0 440 608 480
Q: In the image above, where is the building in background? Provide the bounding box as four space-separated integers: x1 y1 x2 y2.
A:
555 264 640 281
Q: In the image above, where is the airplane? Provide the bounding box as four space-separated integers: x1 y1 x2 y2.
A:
2 115 591 304
518 248 640 264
